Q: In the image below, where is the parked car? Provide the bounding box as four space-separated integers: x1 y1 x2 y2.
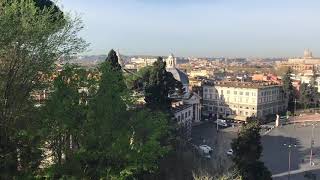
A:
226 149 233 156
198 145 213 159
216 119 228 127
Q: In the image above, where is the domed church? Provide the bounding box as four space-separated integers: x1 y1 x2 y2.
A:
165 53 190 94
165 53 201 131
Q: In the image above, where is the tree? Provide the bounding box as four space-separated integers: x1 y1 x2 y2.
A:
77 62 169 179
0 1 87 178
41 65 88 178
300 83 318 109
140 57 183 111
282 68 295 112
106 49 122 71
231 121 272 180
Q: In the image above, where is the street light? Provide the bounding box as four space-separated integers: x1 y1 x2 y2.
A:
284 140 297 180
310 123 316 166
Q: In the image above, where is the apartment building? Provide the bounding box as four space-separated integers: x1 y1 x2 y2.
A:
202 81 287 121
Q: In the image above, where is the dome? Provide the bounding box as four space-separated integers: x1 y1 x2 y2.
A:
167 68 189 85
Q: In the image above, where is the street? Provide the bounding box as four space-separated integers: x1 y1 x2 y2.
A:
191 122 239 175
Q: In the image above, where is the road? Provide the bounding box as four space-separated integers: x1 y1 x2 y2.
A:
191 122 238 175
262 123 320 180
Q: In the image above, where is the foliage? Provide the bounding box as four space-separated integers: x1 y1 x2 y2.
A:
300 83 318 109
281 68 295 112
129 57 184 111
192 170 243 180
40 64 88 178
231 121 272 180
72 62 170 179
106 49 122 71
0 1 87 178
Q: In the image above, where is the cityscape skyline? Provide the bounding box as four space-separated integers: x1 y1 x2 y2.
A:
60 0 320 57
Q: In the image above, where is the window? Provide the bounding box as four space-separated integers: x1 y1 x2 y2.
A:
204 88 208 92
234 91 237 95
245 92 249 96
245 112 249 116
185 112 188 118
246 98 249 103
182 114 184 120
221 90 224 94
240 91 243 95
178 116 181 122
209 94 212 99
188 110 191 116
252 92 256 96
227 90 230 94
205 94 208 99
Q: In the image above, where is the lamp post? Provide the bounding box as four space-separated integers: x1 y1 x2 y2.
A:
284 140 296 180
310 123 316 166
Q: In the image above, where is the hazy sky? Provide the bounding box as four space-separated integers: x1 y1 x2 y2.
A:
59 0 320 57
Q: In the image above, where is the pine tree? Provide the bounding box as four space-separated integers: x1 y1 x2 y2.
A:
144 57 183 111
231 121 272 180
282 68 295 112
105 49 122 71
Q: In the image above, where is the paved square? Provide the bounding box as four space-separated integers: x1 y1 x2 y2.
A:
262 123 320 180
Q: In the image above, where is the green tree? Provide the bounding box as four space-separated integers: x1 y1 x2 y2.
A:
0 1 87 178
300 83 311 109
135 57 184 111
300 83 318 109
78 62 169 179
231 121 272 180
106 49 122 71
41 65 88 178
282 68 295 112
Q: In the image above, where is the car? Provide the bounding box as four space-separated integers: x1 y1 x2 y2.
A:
198 145 213 158
226 149 233 156
216 119 228 127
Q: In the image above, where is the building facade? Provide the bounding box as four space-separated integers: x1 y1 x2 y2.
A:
172 101 193 138
202 81 287 121
276 50 320 72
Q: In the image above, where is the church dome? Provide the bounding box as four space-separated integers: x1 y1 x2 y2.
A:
167 68 189 85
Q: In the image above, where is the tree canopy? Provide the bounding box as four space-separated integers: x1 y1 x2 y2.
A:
282 68 295 112
231 121 272 180
0 1 87 178
106 49 122 71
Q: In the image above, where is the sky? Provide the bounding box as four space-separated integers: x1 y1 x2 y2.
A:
59 0 320 58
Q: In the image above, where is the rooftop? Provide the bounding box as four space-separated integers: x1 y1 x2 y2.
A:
207 81 281 89
171 101 192 113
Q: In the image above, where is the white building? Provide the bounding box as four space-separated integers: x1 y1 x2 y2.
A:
166 54 190 94
165 53 201 124
202 81 287 121
172 101 193 138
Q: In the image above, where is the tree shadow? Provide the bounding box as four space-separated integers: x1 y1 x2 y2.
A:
262 125 320 180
